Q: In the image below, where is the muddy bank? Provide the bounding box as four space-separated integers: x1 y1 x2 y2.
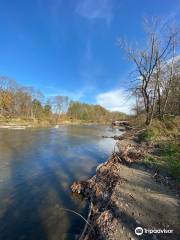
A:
71 129 180 240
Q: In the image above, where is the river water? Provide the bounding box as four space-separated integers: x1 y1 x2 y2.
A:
0 125 118 240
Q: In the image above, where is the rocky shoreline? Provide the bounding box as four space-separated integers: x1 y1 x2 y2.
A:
71 129 180 240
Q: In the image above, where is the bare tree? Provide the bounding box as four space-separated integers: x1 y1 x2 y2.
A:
52 95 70 116
119 18 179 125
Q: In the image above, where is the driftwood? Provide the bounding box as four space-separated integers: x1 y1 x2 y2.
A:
102 135 121 140
111 120 129 126
112 152 133 165
118 128 125 132
124 125 134 130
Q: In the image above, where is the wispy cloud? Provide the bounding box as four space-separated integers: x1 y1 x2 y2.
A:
96 88 135 114
45 85 93 101
76 0 114 25
38 0 62 21
78 38 105 86
164 3 180 23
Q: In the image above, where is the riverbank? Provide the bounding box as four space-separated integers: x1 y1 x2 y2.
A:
71 127 180 240
0 117 112 129
0 117 51 128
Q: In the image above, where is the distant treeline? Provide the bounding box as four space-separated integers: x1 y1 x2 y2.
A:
67 101 126 122
0 76 126 123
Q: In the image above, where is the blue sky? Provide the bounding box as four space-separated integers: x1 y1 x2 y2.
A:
0 0 179 113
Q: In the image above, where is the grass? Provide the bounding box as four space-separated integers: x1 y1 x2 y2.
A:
139 117 180 183
146 118 179 141
131 116 180 182
144 142 180 183
162 143 180 182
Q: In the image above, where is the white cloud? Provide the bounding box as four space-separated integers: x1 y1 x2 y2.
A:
76 0 113 25
96 89 135 114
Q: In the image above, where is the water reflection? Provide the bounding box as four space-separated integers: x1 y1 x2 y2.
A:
0 125 117 240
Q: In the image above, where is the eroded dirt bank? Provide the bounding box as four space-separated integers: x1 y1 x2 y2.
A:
71 130 180 240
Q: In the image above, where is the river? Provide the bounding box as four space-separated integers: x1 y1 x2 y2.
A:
0 125 118 240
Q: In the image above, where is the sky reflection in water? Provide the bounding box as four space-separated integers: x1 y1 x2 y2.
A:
0 125 117 240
